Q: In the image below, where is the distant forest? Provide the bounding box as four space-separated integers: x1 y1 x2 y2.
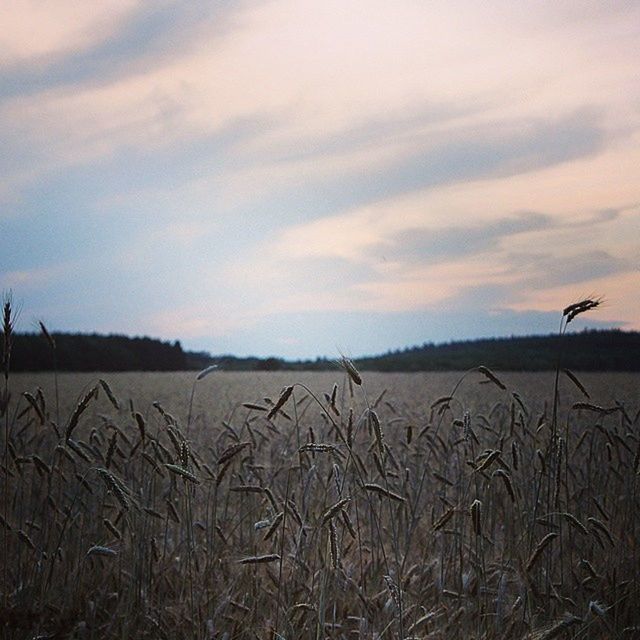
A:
9 333 187 372
353 330 640 372
5 329 640 372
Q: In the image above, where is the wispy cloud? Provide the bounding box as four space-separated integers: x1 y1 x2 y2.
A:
0 264 68 290
3 1 637 198
0 1 142 68
231 189 639 331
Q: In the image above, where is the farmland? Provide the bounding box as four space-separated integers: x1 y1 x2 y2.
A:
2 367 639 639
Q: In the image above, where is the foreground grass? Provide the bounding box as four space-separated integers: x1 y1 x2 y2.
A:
1 313 639 638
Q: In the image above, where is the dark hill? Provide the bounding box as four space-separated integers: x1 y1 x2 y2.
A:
352 329 640 372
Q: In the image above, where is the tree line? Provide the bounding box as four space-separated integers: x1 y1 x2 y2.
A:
196 329 640 372
353 329 640 372
9 333 187 372
5 328 639 372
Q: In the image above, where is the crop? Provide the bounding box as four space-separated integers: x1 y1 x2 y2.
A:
1 299 638 638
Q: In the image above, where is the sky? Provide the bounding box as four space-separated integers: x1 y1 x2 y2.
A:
1 1 639 359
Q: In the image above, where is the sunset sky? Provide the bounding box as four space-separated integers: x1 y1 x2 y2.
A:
1 1 639 358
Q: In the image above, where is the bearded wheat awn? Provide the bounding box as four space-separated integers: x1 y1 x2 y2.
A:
267 385 294 420
165 464 199 483
369 409 385 458
242 402 268 411
87 545 117 557
65 386 98 441
263 512 284 541
433 506 455 531
526 533 559 573
218 442 250 465
328 520 339 568
230 484 264 494
2 294 13 380
470 499 482 536
97 469 129 511
476 366 507 390
561 512 589 535
196 364 218 381
321 497 351 526
492 469 515 502
339 356 362 386
363 483 406 502
98 379 120 410
238 554 281 564
22 392 45 424
563 297 602 323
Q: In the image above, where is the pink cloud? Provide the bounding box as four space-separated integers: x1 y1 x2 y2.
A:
0 0 142 67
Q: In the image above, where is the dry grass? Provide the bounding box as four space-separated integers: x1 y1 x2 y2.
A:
1 328 639 637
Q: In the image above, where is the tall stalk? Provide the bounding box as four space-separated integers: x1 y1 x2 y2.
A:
39 321 60 427
187 364 218 429
2 293 14 608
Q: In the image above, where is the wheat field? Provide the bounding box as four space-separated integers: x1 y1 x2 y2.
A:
2 358 639 639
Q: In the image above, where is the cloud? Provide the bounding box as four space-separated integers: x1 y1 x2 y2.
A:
377 212 553 265
218 110 607 224
0 265 67 290
256 183 636 272
2 1 640 356
145 304 251 340
0 1 142 68
230 190 638 334
1 0 638 204
0 2 253 111
510 250 632 289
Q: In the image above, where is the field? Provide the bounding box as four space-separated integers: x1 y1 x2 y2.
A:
2 367 639 639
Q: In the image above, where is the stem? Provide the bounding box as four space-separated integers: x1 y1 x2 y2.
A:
186 380 197 430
